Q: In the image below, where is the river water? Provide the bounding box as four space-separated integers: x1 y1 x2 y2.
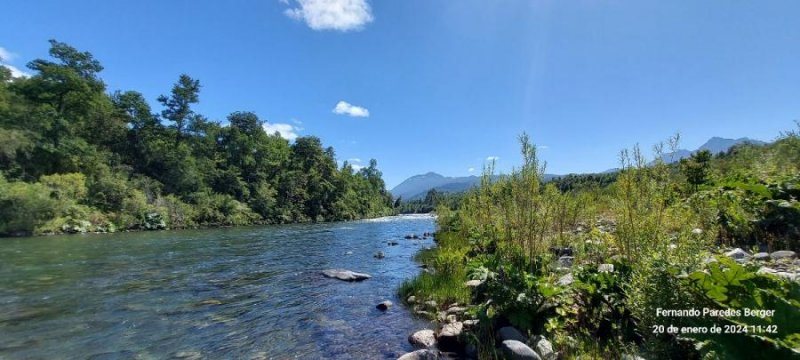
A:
0 215 436 359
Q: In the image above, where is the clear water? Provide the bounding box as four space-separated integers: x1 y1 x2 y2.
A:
0 215 436 359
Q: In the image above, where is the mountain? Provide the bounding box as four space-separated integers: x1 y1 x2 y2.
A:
654 137 766 164
394 137 766 201
390 172 480 200
698 137 766 154
391 172 557 200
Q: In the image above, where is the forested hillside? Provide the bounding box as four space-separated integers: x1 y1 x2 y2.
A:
0 40 393 236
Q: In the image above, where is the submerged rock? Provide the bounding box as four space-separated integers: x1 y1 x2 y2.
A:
321 269 371 282
376 300 393 311
501 340 541 360
374 251 385 259
409 329 437 348
388 241 400 246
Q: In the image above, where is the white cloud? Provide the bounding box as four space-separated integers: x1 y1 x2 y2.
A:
468 167 475 173
0 47 16 62
347 158 362 163
350 164 365 171
539 145 549 150
0 46 30 78
263 122 302 141
486 156 500 162
333 100 370 117
283 0 374 32
1 64 30 78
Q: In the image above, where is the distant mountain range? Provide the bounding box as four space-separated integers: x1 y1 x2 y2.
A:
653 137 765 164
390 172 557 200
391 136 766 201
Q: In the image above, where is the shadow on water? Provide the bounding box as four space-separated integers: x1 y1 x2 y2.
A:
0 215 436 359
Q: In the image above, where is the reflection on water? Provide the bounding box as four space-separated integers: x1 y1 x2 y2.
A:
0 215 435 359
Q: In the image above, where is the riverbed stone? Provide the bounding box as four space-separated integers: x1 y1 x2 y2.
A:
501 340 541 360
530 335 556 360
376 300 392 311
725 248 750 260
398 349 442 360
754 252 771 261
424 300 437 309
771 250 797 261
409 329 437 348
446 306 467 315
497 326 527 343
321 269 371 281
558 256 574 268
407 296 417 304
557 273 573 286
464 279 483 287
436 321 463 351
598 264 614 273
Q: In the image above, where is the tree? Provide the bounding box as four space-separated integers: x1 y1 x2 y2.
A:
681 150 712 191
158 74 200 143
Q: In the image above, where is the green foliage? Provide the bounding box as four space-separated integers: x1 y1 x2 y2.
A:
680 257 800 359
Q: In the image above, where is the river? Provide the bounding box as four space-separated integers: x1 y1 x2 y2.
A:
0 214 436 359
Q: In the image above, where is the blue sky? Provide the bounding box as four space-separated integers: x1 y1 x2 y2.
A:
2 1 799 188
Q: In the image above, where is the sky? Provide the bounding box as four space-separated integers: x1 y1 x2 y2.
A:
2 1 799 188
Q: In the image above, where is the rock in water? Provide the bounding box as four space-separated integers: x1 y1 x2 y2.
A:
436 321 463 351
501 340 541 360
497 326 527 343
374 251 385 259
408 329 436 348
397 349 442 360
771 250 797 261
321 269 371 282
376 300 393 311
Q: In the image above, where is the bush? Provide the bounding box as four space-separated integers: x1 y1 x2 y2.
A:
0 175 59 235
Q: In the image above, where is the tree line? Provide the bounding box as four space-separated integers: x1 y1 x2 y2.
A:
0 40 393 236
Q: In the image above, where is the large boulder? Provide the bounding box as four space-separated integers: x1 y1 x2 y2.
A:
436 321 464 351
408 329 436 349
321 269 371 281
497 326 527 343
501 340 541 360
397 349 442 360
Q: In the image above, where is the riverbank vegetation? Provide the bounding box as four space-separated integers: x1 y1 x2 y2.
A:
400 126 800 359
0 40 393 236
